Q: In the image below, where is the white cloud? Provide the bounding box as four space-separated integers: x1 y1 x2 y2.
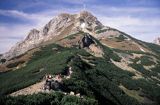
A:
90 6 160 14
0 9 54 53
0 9 54 27
91 5 160 42
0 8 78 53
98 15 160 27
0 39 19 54
0 24 37 53
0 24 34 39
97 15 160 42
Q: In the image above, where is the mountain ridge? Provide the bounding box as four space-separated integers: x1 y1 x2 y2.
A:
2 11 104 60
0 11 160 105
2 11 154 60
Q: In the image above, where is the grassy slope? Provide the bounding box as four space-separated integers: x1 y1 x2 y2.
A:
0 44 81 95
0 34 160 105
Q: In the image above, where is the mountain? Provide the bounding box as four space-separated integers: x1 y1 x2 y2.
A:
0 11 160 105
154 37 160 45
2 11 103 60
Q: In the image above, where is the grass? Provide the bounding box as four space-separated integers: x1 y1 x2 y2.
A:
6 60 25 68
0 33 160 105
119 85 144 102
96 29 107 34
140 56 156 66
115 35 127 42
130 56 155 66
0 44 89 95
64 31 83 40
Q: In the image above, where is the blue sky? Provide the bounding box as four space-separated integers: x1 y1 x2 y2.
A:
0 0 160 53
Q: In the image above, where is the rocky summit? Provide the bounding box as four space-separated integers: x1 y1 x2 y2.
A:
154 37 160 45
0 11 160 105
2 11 103 60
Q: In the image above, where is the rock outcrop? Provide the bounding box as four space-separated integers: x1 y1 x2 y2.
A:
79 33 104 57
2 11 104 60
153 37 160 45
80 34 95 48
0 54 2 60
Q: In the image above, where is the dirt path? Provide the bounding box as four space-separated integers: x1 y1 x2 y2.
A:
10 80 45 96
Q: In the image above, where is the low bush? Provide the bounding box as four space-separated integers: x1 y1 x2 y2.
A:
0 92 98 105
6 61 25 68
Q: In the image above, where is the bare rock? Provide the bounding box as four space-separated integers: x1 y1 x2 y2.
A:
153 37 160 45
2 11 104 60
80 34 95 48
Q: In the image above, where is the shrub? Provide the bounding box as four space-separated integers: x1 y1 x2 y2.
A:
0 92 98 105
6 61 25 68
140 56 155 66
96 29 107 34
116 35 127 42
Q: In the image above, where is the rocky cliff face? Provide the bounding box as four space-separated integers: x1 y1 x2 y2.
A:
80 34 95 48
154 37 160 45
2 11 104 60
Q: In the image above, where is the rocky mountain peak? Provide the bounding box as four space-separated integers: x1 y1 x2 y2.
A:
2 11 104 60
75 11 103 33
25 29 40 41
57 13 74 18
153 37 160 45
78 11 96 19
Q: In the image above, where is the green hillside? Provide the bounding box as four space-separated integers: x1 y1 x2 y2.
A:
0 33 160 105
